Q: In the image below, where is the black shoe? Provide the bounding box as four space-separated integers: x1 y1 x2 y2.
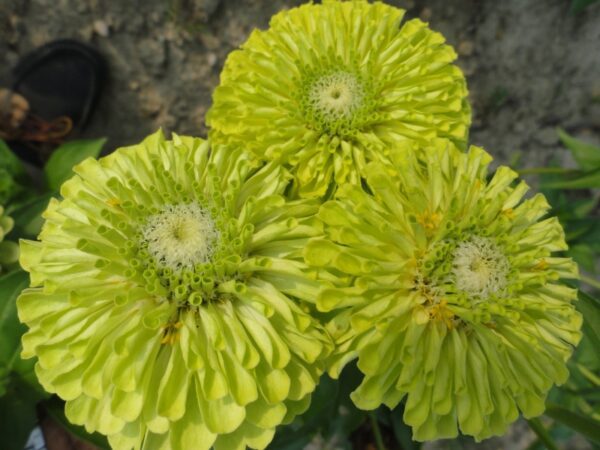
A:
2 39 107 167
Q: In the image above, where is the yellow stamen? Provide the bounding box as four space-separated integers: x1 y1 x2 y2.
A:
502 208 515 219
106 198 121 208
416 210 442 231
428 299 456 329
160 321 183 345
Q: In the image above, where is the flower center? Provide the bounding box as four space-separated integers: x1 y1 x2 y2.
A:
451 236 509 298
141 203 219 271
308 71 364 121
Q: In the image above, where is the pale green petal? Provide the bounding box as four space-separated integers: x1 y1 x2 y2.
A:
309 140 582 441
196 378 245 434
17 130 332 449
208 0 470 197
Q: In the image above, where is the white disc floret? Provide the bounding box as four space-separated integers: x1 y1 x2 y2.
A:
309 71 364 120
141 203 219 270
451 236 510 298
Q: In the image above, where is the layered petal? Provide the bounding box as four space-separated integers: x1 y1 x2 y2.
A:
305 139 582 441
207 0 471 197
18 130 333 449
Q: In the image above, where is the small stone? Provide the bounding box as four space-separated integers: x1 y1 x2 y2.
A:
129 81 140 91
458 40 474 56
93 20 110 38
207 52 217 68
420 7 432 21
200 32 220 50
139 88 163 117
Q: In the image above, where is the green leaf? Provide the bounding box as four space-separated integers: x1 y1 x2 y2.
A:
334 362 368 435
564 218 597 243
576 291 600 354
11 356 46 397
558 129 600 171
44 138 106 190
0 241 19 266
570 0 600 13
0 270 29 368
0 269 49 402
540 169 600 189
568 245 596 273
573 334 600 372
527 418 560 450
0 373 47 450
44 396 110 449
300 374 340 430
0 140 26 178
269 363 367 450
573 196 600 219
545 403 600 444
7 192 56 239
0 140 28 205
570 221 600 253
390 404 421 450
267 431 312 450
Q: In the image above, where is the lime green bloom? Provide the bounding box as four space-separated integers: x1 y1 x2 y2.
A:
17 131 332 450
207 0 471 198
305 140 582 441
0 205 18 272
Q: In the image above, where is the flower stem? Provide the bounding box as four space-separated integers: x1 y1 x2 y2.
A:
517 167 578 175
369 411 387 450
580 274 600 291
527 418 560 450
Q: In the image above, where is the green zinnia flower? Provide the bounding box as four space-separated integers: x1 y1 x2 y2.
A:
0 205 18 272
17 131 332 450
305 139 582 441
207 0 471 198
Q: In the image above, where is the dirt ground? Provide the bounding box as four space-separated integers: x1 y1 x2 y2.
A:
0 1 599 449
1 0 599 169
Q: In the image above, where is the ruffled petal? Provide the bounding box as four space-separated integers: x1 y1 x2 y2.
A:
309 140 582 441
208 0 470 198
18 130 333 449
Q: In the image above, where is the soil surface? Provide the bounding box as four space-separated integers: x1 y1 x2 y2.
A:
1 0 599 168
1 1 599 449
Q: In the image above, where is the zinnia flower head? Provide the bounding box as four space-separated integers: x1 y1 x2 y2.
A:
207 0 471 198
0 205 18 272
304 139 582 441
17 131 332 450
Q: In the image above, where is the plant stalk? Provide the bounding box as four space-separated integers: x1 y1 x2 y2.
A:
581 275 600 290
369 411 387 450
517 167 579 175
